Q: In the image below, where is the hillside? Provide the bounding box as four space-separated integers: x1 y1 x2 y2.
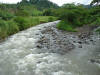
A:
19 0 59 9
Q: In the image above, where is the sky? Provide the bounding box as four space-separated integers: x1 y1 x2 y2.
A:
0 0 93 6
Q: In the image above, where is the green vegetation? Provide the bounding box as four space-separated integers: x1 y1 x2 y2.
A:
54 3 100 32
0 0 58 40
96 28 100 34
57 21 76 32
19 0 59 10
0 0 100 40
7 20 19 35
0 15 57 39
0 20 8 39
0 10 14 20
55 4 89 31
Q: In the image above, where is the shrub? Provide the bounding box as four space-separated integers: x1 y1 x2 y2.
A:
91 17 100 25
57 8 83 27
48 17 54 22
16 10 29 17
7 20 19 35
14 17 31 30
0 10 14 20
54 5 90 28
0 20 8 39
43 9 53 16
57 20 76 32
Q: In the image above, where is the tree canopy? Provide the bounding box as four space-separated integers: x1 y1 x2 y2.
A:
19 0 59 9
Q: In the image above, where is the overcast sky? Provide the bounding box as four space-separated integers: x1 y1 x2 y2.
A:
0 0 92 6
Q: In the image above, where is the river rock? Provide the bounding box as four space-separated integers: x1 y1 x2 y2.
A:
78 45 82 48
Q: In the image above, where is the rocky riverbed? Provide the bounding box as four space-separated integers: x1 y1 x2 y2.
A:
0 21 100 75
36 22 99 54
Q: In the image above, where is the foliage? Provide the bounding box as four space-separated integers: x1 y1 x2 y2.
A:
57 21 76 32
43 9 53 16
48 16 57 22
16 5 43 16
0 20 8 39
91 17 100 25
14 16 31 30
16 10 29 17
7 20 19 35
96 28 100 33
0 10 14 20
48 17 54 22
0 0 100 39
55 5 89 27
0 1 58 40
28 0 59 9
54 4 95 31
18 0 59 10
26 17 40 26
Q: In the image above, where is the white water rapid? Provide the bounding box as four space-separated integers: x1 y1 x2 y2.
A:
0 21 100 75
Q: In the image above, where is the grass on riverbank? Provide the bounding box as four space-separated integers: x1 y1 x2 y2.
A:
57 21 77 32
0 16 57 40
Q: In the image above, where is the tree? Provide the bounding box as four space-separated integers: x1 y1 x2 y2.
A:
29 0 59 9
30 0 39 4
22 0 29 3
19 0 29 5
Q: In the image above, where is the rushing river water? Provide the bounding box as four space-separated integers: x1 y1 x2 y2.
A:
0 21 100 75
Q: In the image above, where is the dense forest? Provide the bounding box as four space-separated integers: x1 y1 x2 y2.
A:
0 0 100 40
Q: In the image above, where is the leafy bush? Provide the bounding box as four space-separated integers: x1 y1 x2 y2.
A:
0 10 14 20
48 17 54 22
57 21 76 32
43 9 53 16
16 10 29 17
54 4 92 31
0 20 8 39
7 20 19 35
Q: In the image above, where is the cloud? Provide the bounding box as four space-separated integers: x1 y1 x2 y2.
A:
0 0 21 3
0 0 92 5
50 0 93 6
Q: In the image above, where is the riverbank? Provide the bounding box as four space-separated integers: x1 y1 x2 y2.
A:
0 16 57 41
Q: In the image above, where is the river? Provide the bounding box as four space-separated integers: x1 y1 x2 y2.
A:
0 21 100 75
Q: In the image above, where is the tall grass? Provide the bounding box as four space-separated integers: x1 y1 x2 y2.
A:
7 20 19 35
0 20 8 39
0 16 57 40
14 17 31 30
